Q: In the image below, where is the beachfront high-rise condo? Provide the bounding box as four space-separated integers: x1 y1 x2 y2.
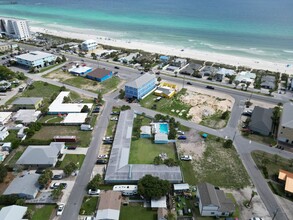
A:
0 17 31 40
125 73 157 100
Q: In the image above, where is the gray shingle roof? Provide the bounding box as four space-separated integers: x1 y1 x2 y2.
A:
125 73 156 89
12 97 43 105
0 205 27 220
249 106 273 134
197 183 234 213
3 173 39 198
16 142 64 166
180 63 202 75
280 102 293 128
105 110 182 183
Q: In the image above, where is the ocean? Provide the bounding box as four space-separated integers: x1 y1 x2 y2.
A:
1 0 293 63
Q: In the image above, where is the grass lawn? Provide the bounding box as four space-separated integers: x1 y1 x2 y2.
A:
6 150 24 167
39 115 63 123
59 154 85 169
61 74 121 94
40 63 63 73
140 89 192 120
181 161 197 185
129 138 176 164
32 126 92 147
27 204 55 220
182 135 251 188
200 111 229 129
106 120 117 136
243 133 277 146
79 196 99 215
251 150 293 178
120 203 156 220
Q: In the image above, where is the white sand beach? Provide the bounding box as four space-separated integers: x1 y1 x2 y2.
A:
31 25 293 75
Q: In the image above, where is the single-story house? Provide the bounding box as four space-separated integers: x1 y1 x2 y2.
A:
12 109 41 125
69 66 92 76
119 52 139 64
86 68 113 82
1 142 12 151
62 113 88 125
12 97 43 110
0 126 9 141
48 91 93 115
249 106 273 136
0 205 28 220
155 82 177 98
0 112 13 125
140 126 152 138
215 68 235 81
154 133 169 144
180 63 202 75
261 75 276 89
151 196 167 209
16 142 65 168
157 208 168 220
235 71 256 83
200 66 218 76
3 172 40 199
196 182 235 217
278 169 293 194
95 191 122 220
174 183 190 192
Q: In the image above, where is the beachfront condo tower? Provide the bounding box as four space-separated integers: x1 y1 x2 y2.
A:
0 17 31 40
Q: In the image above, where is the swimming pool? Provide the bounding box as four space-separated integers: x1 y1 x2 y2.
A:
159 123 169 134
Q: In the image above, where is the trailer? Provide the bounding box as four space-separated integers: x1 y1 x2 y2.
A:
54 135 77 142
113 185 138 196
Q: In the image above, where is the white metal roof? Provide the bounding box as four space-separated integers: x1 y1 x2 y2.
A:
96 209 120 220
151 196 167 208
174 183 190 191
48 91 93 114
62 113 88 124
69 66 92 74
82 39 97 45
0 112 12 123
15 51 55 62
0 205 27 220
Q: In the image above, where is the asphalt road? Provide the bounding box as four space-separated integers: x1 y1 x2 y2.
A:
11 44 292 219
60 101 114 220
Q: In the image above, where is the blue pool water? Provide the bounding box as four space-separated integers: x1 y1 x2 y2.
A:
159 124 169 134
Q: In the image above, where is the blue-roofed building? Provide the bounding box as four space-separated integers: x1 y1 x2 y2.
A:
159 56 170 63
125 73 157 100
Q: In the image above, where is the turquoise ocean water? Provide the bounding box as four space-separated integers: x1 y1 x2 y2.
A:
1 0 293 62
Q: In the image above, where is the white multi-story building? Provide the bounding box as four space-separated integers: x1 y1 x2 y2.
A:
0 17 31 40
81 39 97 51
15 51 56 68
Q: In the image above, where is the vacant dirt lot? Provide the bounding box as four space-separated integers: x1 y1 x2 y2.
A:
181 87 234 123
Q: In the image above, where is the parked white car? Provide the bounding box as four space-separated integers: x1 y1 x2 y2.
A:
88 189 101 195
180 155 192 161
56 203 65 216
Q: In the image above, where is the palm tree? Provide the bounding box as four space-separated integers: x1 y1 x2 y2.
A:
247 190 256 206
245 81 251 90
271 106 281 137
234 80 240 89
241 83 245 90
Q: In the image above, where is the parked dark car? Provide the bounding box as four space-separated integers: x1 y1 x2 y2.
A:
35 168 45 174
186 82 192 85
178 135 187 140
155 71 160 75
114 66 120 69
92 107 100 113
96 159 108 164
67 146 77 150
110 111 120 115
103 140 113 144
52 174 63 180
206 85 215 90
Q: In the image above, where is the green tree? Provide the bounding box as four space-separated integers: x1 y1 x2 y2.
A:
157 77 162 82
153 156 163 165
234 80 240 89
247 190 257 206
15 199 25 206
55 57 62 63
119 89 125 99
24 209 33 219
138 175 171 199
289 158 293 167
60 86 66 92
87 174 102 190
81 105 90 113
245 81 251 90
51 186 63 199
223 139 233 148
0 164 8 183
38 169 53 186
164 158 178 167
62 55 66 62
63 162 78 176
221 111 230 120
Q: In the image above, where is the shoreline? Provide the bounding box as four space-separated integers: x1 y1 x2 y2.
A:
30 25 293 75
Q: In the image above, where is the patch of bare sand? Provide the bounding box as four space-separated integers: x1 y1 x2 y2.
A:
45 69 75 81
180 88 234 123
225 187 271 220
